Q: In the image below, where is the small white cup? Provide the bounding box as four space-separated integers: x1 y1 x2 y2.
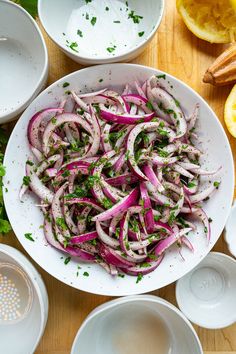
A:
176 252 236 329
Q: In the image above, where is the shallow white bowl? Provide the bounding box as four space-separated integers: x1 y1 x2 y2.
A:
0 0 48 123
224 200 236 257
0 244 48 354
176 252 236 329
3 63 234 296
38 0 164 65
71 295 203 354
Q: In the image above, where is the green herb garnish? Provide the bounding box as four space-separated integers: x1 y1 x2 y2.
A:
91 17 97 26
128 10 143 24
24 233 34 242
136 273 143 283
23 176 31 186
138 31 145 37
62 82 70 88
83 271 89 277
64 257 71 265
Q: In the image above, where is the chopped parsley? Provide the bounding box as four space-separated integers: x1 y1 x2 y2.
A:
105 6 109 11
83 271 89 277
91 17 97 26
213 181 220 189
26 160 34 166
113 20 121 23
24 233 34 242
136 273 143 283
68 42 79 52
62 169 70 178
51 117 57 124
62 82 70 88
85 0 92 3
146 101 154 110
156 74 166 79
118 273 125 278
23 176 31 186
64 256 71 265
138 31 145 37
107 45 116 53
77 29 83 37
85 12 89 20
204 226 208 233
102 197 113 209
208 217 213 223
56 217 67 231
187 182 196 188
168 211 176 225
128 10 143 24
99 78 103 83
154 215 161 222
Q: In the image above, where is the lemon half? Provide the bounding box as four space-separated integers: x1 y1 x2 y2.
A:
177 0 236 43
224 84 236 137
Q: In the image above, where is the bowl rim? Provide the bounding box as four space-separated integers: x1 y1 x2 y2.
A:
71 294 203 354
3 63 235 296
0 243 48 352
37 0 165 62
0 0 48 122
176 251 236 329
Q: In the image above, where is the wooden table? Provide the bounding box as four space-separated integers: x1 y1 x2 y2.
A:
1 1 236 353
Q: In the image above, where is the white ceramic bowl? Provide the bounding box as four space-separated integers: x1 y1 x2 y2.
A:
0 0 48 123
176 252 236 329
224 200 236 257
0 244 48 354
71 295 203 354
38 0 164 65
3 63 234 296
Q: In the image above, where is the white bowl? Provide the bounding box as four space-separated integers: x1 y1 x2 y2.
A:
38 0 164 65
3 63 234 296
224 200 236 257
176 252 236 329
71 295 203 354
0 244 48 354
0 0 48 123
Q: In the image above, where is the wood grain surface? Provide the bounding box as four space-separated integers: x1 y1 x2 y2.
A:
1 1 236 353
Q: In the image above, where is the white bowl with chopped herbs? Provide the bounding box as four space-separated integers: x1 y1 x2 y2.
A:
38 0 164 65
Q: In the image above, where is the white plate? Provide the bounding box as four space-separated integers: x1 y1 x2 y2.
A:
38 0 164 64
3 64 234 296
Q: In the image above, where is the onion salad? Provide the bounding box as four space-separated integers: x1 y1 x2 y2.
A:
21 75 220 279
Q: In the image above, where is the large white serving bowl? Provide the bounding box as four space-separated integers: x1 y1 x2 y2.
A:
38 0 164 65
3 63 234 296
0 244 48 354
71 295 203 354
0 0 48 123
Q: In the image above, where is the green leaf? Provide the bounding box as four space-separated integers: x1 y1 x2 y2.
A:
24 233 35 242
15 0 38 18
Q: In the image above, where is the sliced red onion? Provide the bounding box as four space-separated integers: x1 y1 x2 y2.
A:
96 220 119 249
28 107 63 151
140 182 154 233
99 244 135 268
92 187 139 222
42 113 93 156
143 164 164 192
155 228 192 256
189 184 216 204
26 163 54 203
100 109 154 125
120 254 164 276
65 197 104 212
193 208 211 243
70 231 98 244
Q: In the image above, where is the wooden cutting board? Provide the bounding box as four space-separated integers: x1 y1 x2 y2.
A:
1 1 236 353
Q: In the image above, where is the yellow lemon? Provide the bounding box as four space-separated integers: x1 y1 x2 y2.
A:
176 0 236 43
224 84 236 137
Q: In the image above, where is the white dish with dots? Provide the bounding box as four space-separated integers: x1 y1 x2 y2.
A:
0 0 48 123
0 244 48 354
38 0 164 64
176 252 236 329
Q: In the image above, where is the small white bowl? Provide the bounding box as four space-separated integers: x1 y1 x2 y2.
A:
71 295 203 354
0 0 48 123
176 252 236 329
224 200 236 257
38 0 164 65
0 244 48 354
